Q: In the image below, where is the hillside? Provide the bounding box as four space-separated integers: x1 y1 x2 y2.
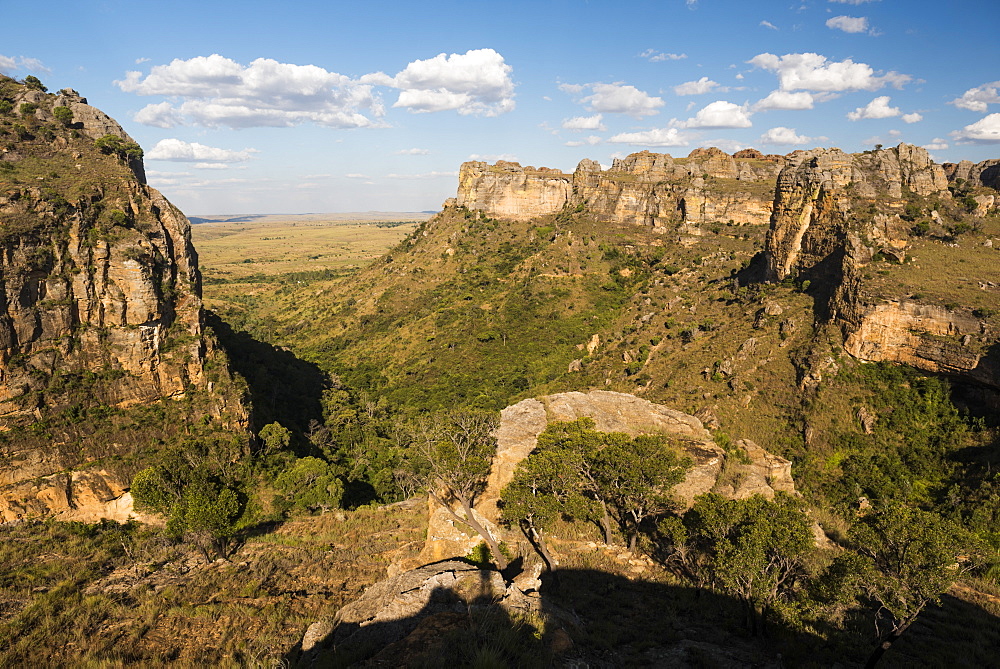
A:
2 74 1000 667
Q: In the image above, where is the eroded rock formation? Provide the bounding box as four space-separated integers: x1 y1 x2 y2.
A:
0 78 233 523
455 148 784 227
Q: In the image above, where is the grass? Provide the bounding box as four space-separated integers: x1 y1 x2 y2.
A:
0 502 426 667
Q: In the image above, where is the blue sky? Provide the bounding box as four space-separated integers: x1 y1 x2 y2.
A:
3 0 999 214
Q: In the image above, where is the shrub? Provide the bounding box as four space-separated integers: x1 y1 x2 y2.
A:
52 105 73 126
18 102 37 117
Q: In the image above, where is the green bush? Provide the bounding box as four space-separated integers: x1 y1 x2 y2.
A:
52 105 73 126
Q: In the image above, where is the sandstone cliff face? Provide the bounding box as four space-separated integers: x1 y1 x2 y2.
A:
761 142 1000 391
0 181 204 415
455 149 783 227
765 143 948 282
422 390 796 562
840 301 999 389
0 79 219 523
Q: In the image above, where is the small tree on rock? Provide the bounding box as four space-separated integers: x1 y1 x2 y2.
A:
403 409 508 570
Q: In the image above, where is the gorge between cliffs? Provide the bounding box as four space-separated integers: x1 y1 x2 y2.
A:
1 75 1000 668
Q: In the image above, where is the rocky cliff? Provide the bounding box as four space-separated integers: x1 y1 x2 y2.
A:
764 143 948 283
761 143 1000 392
0 76 233 522
454 148 783 228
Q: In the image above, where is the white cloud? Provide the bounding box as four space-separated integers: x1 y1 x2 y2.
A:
829 0 879 4
468 153 518 162
562 114 606 131
950 81 1000 112
674 77 719 96
901 112 922 123
345 173 370 179
847 96 900 120
194 162 238 170
951 113 1000 143
675 101 752 128
753 90 815 110
118 54 385 128
396 148 430 155
366 48 515 116
0 54 49 74
760 20 779 30
563 82 664 117
748 52 910 92
826 15 869 33
639 49 687 62
607 127 691 147
760 126 818 145
146 138 258 163
135 57 150 65
385 171 458 180
922 138 949 150
565 135 604 147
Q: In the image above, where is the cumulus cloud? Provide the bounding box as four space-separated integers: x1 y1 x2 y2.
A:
826 16 869 33
607 127 690 147
639 49 687 62
118 54 386 128
759 126 819 145
146 138 258 163
565 135 604 147
365 48 515 116
847 96 900 120
901 112 922 123
753 90 816 110
748 52 910 92
922 138 949 150
562 114 606 131
950 81 1000 112
674 101 752 128
951 113 1000 143
395 148 430 155
562 82 664 117
674 77 719 96
0 54 49 73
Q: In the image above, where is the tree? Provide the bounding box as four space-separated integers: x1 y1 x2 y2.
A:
94 134 144 161
52 105 73 126
23 75 47 91
589 433 690 550
274 456 345 513
404 409 508 570
500 448 586 579
132 464 245 560
667 493 815 635
258 421 291 457
843 503 982 667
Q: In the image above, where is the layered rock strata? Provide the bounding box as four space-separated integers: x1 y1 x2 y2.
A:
0 79 220 522
455 148 784 227
762 143 1000 390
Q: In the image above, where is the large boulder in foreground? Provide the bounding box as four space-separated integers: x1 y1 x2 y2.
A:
421 390 796 563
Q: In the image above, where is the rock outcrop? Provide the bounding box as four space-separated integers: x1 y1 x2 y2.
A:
0 77 233 523
943 158 1000 191
765 143 948 283
761 142 1000 392
455 148 783 227
422 390 796 562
